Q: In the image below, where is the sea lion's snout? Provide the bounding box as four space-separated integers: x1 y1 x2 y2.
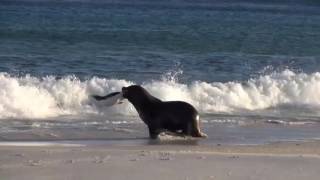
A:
122 87 128 98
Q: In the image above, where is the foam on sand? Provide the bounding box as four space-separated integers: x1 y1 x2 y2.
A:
0 141 84 147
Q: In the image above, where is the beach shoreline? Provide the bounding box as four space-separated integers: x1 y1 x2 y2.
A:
1 140 320 180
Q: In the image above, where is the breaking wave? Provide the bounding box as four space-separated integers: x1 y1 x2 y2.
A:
1 69 320 119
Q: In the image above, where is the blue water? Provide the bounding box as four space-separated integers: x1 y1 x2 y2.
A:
1 0 320 82
1 0 320 143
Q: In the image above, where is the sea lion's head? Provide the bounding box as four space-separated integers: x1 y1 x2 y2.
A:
122 85 151 104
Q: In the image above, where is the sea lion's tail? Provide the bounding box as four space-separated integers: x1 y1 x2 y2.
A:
91 92 121 101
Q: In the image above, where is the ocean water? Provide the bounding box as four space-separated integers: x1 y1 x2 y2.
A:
1 0 320 144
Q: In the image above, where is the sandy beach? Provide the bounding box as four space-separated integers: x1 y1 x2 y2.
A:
1 140 320 180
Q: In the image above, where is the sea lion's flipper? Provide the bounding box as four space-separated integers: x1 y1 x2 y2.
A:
192 131 208 138
165 131 186 138
188 116 207 138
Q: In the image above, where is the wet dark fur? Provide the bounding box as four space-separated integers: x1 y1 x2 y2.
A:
122 85 207 139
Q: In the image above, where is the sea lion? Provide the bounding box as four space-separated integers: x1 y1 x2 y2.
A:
122 85 207 139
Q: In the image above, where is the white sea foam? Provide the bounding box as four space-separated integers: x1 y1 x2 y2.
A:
1 70 320 119
0 73 133 119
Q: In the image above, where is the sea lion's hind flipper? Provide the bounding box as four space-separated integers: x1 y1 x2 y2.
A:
189 116 207 138
91 92 121 101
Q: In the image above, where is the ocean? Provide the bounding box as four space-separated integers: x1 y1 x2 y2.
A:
1 0 320 144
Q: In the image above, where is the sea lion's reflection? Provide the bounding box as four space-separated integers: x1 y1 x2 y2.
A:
147 138 200 146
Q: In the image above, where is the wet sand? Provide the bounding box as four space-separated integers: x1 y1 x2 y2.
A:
1 140 320 180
